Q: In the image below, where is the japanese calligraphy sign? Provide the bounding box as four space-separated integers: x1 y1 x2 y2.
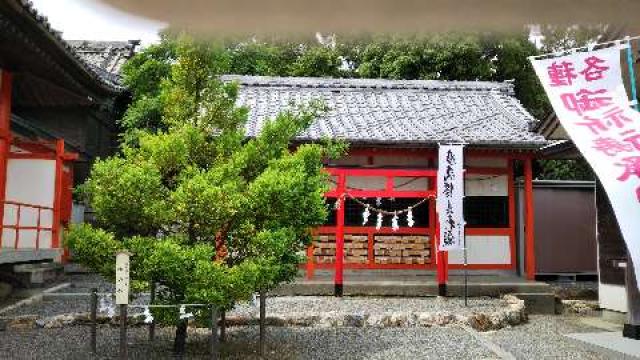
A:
532 46 640 284
437 144 465 251
115 251 131 305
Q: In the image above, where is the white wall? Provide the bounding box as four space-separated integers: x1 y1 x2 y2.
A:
465 157 508 168
465 175 508 197
2 159 56 249
448 235 511 265
599 283 627 312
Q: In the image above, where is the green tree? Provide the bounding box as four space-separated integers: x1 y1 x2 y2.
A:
68 37 344 354
536 159 595 181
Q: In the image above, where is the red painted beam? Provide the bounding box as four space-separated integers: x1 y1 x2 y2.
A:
507 160 518 271
325 168 437 177
0 71 12 248
51 139 64 249
523 158 536 280
334 175 346 296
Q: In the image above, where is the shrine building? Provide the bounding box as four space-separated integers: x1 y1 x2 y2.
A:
226 75 549 294
0 0 134 270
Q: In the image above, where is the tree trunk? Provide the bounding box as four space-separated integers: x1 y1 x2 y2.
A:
173 320 188 355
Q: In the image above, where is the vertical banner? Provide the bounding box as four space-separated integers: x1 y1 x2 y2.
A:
438 144 465 251
531 46 640 283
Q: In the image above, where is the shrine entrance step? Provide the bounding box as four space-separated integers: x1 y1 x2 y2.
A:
272 269 555 313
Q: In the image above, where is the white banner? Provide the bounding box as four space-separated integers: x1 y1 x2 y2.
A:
438 144 465 251
531 46 640 283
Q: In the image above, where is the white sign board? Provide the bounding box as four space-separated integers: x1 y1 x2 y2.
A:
531 46 640 284
438 144 465 251
115 251 130 305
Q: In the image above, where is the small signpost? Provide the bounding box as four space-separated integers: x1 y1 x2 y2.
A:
116 251 131 360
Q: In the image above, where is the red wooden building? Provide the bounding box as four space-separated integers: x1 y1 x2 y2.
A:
0 1 133 269
227 75 548 294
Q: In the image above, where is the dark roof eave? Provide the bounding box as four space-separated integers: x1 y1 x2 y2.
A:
244 135 547 152
4 0 124 96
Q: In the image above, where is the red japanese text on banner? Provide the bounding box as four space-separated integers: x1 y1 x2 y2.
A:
531 46 640 284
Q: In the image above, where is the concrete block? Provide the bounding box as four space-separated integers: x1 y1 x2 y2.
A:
512 292 557 314
11 262 63 288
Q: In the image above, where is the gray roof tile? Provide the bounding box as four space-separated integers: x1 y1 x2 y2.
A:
224 75 548 148
13 0 137 92
67 40 138 77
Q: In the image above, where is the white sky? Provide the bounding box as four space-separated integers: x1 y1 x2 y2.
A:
30 0 165 45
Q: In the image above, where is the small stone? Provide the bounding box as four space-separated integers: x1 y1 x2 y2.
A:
432 312 454 326
417 312 434 327
343 313 367 327
382 312 408 327
8 316 36 330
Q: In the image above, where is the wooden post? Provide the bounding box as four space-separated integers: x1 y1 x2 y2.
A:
220 311 226 343
90 288 97 354
119 304 128 360
210 305 219 360
259 290 266 356
0 71 12 248
523 157 537 281
623 254 640 339
149 282 156 342
334 175 346 297
436 209 448 296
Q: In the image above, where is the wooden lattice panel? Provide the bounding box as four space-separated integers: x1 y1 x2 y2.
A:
313 234 368 264
374 235 431 264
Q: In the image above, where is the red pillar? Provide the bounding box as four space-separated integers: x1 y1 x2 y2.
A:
435 212 448 296
524 157 536 280
334 175 346 296
0 71 12 248
306 244 315 280
52 139 65 250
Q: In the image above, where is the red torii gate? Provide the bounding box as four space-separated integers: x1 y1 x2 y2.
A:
308 150 537 297
323 167 440 296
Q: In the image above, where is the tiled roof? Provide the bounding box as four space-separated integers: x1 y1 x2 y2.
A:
224 75 549 148
67 40 138 84
9 0 136 92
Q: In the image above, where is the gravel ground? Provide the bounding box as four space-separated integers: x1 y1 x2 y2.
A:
0 273 627 359
54 273 115 294
230 296 504 318
1 274 504 319
481 315 623 360
0 324 496 359
0 317 626 360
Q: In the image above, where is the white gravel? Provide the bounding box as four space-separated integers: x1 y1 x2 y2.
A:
229 296 505 318
0 317 624 359
0 273 624 359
